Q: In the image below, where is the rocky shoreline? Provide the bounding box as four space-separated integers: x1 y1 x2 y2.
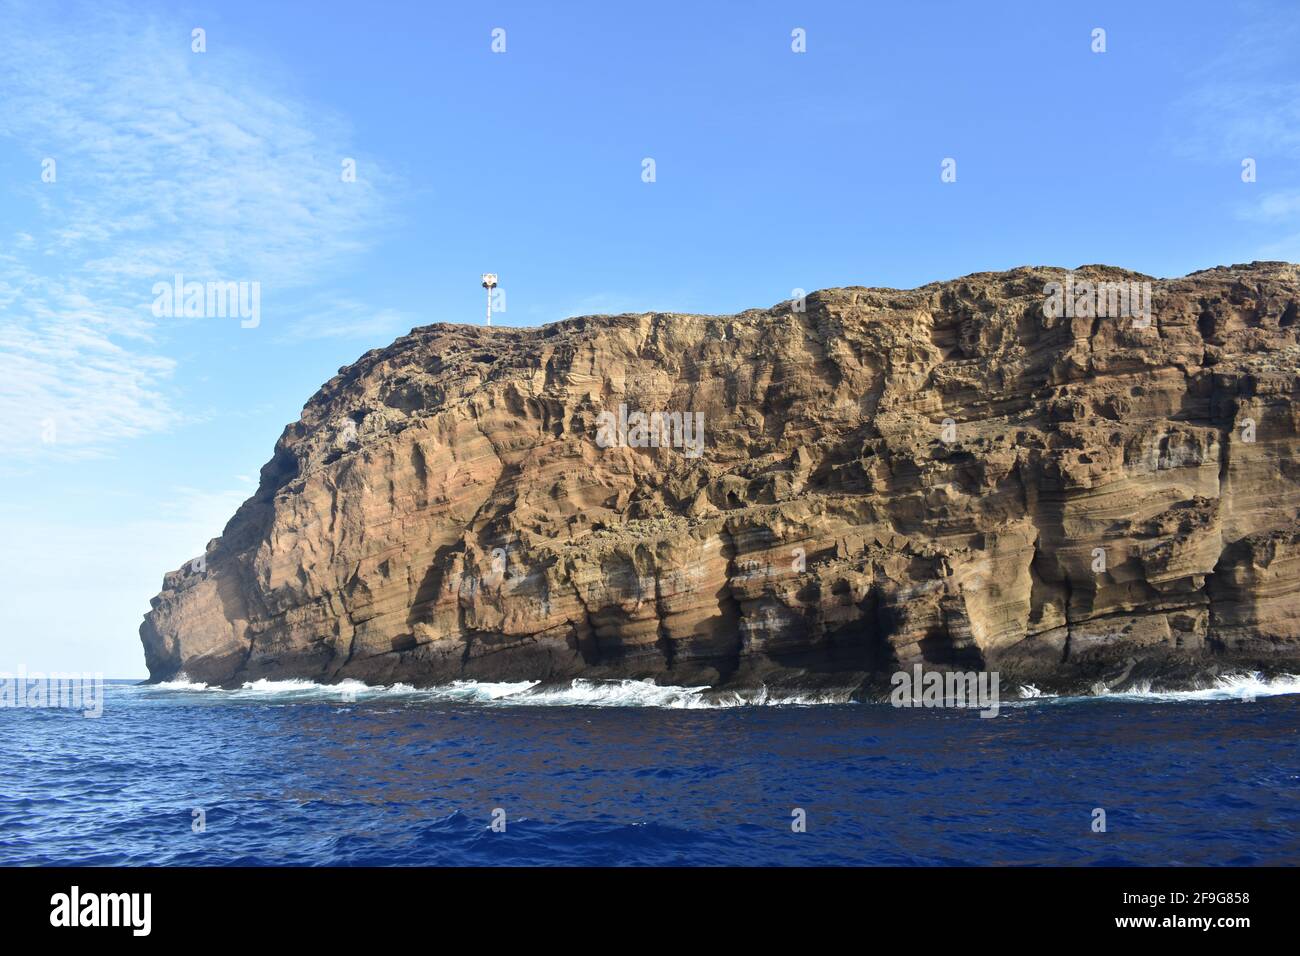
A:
142 263 1300 694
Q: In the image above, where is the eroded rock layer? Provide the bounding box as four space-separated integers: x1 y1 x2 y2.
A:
141 263 1300 692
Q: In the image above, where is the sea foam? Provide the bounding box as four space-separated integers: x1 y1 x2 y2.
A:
138 671 1300 708
1088 671 1300 702
140 676 852 708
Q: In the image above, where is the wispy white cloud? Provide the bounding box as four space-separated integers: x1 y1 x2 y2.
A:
1174 83 1300 163
273 296 418 344
1237 188 1300 223
1167 7 1300 164
1165 5 1300 266
0 0 391 460
1237 188 1300 261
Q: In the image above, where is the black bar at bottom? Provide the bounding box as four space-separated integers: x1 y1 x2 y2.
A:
0 866 1283 940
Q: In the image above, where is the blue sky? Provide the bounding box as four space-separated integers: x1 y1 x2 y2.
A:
1 0 1297 676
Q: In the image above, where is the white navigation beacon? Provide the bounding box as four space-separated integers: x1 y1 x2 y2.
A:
481 273 498 325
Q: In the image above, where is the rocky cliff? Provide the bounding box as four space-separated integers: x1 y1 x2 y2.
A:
141 263 1300 694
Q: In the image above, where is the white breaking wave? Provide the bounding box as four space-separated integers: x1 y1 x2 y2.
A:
1088 672 1300 702
139 671 1300 708
229 678 544 702
427 680 544 701
706 684 858 707
514 679 717 708
1002 671 1300 707
139 676 852 708
148 674 219 692
508 679 853 708
448 679 855 708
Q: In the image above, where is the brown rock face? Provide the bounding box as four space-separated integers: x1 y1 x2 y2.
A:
141 263 1300 693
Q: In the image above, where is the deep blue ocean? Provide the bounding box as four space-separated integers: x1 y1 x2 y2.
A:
3 676 1298 866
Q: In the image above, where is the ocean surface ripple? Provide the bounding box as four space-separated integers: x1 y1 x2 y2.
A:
2 676 1298 866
